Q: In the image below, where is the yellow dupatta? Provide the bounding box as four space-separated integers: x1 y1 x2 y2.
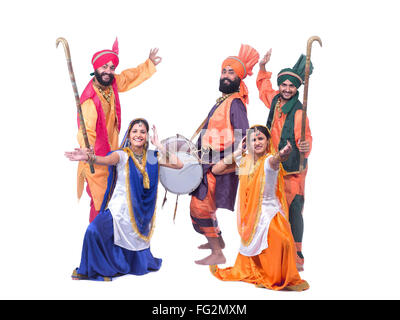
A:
123 147 150 189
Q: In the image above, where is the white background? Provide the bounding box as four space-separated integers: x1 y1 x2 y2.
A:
1 0 399 299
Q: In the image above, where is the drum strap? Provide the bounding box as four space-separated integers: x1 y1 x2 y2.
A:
190 93 234 142
190 116 208 142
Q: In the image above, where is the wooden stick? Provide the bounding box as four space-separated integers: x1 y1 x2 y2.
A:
299 36 322 172
56 37 95 174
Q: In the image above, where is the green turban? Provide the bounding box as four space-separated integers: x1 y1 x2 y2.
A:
277 54 314 89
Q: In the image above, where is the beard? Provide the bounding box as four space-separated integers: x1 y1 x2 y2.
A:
219 77 241 94
94 70 115 87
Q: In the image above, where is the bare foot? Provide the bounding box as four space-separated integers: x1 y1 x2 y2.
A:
198 243 211 250
195 252 226 265
219 237 226 249
198 238 226 250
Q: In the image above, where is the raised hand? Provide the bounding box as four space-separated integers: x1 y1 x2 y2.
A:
270 140 292 170
234 136 247 157
259 48 272 71
149 48 162 66
150 125 162 149
280 140 292 158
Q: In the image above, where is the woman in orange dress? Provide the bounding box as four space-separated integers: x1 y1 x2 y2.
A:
209 125 309 291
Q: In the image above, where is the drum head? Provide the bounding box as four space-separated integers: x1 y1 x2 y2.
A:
159 151 202 195
159 136 203 195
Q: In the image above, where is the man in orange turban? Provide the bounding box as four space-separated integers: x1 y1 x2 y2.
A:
77 38 162 223
190 44 259 265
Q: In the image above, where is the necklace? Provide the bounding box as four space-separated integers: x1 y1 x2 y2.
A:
97 86 113 103
93 80 113 103
124 148 149 189
276 98 282 118
216 92 234 105
133 152 144 164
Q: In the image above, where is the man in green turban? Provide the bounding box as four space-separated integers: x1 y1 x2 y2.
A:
256 49 313 272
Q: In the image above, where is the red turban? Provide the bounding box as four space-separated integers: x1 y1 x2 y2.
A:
221 44 259 104
91 38 119 70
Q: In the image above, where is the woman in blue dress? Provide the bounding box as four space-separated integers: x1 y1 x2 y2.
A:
65 118 183 281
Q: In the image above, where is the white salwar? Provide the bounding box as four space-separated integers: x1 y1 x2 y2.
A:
239 155 283 257
106 150 152 251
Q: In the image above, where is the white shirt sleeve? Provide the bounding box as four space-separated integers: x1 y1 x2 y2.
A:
265 154 279 172
115 150 128 168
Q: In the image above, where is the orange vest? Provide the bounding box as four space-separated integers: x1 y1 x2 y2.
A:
202 93 243 151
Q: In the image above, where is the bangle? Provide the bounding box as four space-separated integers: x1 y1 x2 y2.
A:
274 152 283 162
164 150 170 162
275 151 289 163
87 152 96 165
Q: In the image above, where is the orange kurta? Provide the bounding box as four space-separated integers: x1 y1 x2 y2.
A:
201 92 243 152
77 59 156 212
256 70 312 204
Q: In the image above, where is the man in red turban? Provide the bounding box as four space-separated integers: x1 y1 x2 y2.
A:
190 44 259 265
77 38 162 223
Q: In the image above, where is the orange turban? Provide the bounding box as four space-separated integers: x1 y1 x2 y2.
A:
221 44 259 104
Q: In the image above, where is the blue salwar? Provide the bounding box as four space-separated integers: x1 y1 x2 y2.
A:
72 147 161 281
73 209 161 281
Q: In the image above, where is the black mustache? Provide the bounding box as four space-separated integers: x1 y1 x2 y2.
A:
221 78 233 83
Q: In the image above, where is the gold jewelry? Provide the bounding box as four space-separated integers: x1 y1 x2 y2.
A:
216 92 233 105
133 151 144 164
276 98 282 118
163 150 170 162
274 151 283 162
124 148 150 189
87 152 96 165
97 86 112 103
93 80 113 103
274 150 289 163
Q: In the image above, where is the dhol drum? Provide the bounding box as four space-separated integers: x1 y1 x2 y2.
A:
159 135 203 195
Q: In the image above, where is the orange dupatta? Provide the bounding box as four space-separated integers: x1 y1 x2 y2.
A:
237 152 289 247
